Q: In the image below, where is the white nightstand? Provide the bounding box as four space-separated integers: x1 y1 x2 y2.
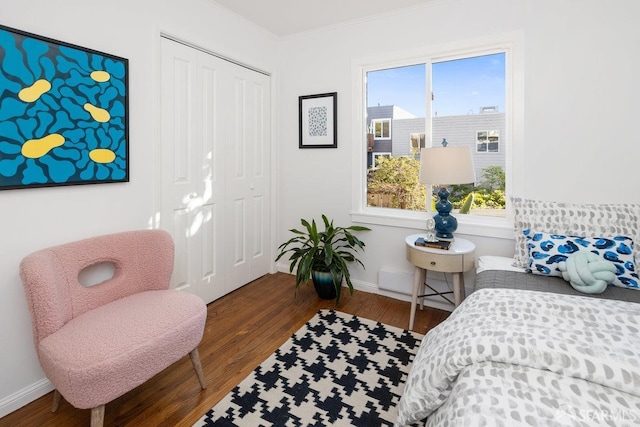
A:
405 234 476 331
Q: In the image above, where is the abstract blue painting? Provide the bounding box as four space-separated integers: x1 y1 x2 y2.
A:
0 24 128 190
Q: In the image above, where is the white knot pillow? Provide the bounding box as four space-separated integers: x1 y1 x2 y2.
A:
557 251 617 294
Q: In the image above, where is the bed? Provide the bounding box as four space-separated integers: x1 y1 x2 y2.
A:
475 255 640 304
396 199 640 426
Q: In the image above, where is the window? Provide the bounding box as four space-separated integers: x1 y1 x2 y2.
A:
371 118 391 139
372 152 392 166
477 130 500 153
410 133 425 158
364 51 507 219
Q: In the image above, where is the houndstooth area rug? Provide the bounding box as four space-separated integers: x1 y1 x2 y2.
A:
193 309 424 427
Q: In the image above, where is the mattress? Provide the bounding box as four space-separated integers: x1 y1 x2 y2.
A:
474 255 640 304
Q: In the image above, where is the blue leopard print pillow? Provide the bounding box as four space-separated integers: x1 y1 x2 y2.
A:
524 229 639 290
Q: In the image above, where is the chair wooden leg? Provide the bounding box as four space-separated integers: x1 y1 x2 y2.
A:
51 389 61 412
189 348 206 389
90 405 105 427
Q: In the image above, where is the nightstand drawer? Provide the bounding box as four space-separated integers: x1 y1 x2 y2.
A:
406 247 474 272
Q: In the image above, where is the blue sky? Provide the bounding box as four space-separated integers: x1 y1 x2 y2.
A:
367 53 505 117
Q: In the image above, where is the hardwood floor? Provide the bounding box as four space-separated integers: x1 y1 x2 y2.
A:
1 272 450 427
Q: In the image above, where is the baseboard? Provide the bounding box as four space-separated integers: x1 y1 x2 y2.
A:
275 265 456 312
0 377 53 418
352 278 456 312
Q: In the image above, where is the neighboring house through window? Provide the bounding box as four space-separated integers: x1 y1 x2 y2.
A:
361 48 508 222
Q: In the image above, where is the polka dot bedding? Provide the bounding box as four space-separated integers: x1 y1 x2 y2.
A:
397 288 640 426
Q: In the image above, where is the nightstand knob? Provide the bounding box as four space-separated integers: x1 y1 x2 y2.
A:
430 261 436 266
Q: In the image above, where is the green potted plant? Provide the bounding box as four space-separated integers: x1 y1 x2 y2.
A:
275 215 370 304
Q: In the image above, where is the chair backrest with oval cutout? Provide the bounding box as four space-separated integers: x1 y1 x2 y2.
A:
20 229 175 346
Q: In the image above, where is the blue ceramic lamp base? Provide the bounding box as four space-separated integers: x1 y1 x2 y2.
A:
433 186 457 240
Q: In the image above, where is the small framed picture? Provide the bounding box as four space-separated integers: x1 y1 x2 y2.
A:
299 92 337 149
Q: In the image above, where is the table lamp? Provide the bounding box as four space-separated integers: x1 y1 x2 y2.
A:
419 142 475 240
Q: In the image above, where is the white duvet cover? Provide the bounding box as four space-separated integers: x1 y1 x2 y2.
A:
396 288 640 426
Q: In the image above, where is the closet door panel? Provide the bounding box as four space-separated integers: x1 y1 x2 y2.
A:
160 37 270 303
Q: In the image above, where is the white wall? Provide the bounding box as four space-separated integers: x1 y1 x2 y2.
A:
275 0 640 297
3 0 640 417
0 0 277 415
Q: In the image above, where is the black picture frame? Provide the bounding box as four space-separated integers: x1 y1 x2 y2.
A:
299 92 337 149
0 24 129 190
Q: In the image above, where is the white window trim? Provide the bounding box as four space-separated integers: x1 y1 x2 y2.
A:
350 33 525 240
476 129 500 153
372 152 392 166
410 132 426 155
371 118 391 140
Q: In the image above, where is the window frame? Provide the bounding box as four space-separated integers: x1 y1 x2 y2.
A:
372 152 392 166
371 118 391 140
351 36 523 239
410 132 426 158
476 130 500 153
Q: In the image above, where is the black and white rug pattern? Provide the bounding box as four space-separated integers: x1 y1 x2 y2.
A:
194 309 424 427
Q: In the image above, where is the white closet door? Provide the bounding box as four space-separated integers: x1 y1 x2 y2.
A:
224 63 272 293
159 37 270 303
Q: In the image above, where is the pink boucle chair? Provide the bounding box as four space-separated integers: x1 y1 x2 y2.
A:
19 229 207 427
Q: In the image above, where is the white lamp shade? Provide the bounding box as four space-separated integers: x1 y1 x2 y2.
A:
419 146 476 185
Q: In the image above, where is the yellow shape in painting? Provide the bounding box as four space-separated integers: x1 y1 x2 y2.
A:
22 134 65 159
90 70 111 83
89 148 116 164
84 103 111 122
19 79 52 103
